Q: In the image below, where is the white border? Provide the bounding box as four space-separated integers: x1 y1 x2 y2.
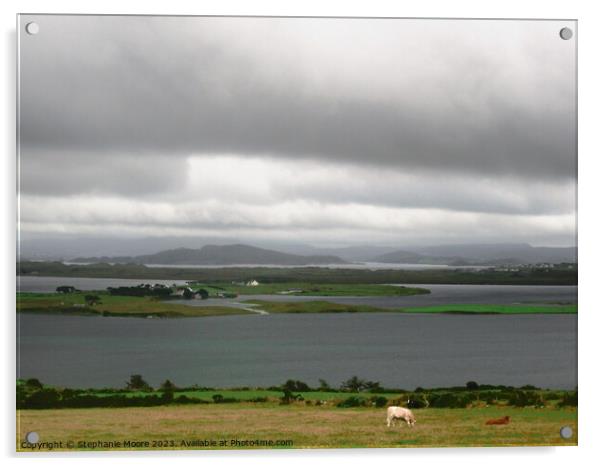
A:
3 1 602 465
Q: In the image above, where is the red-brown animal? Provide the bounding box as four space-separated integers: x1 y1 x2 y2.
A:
485 416 510 425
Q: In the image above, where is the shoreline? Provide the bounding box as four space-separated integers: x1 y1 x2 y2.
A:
17 302 578 318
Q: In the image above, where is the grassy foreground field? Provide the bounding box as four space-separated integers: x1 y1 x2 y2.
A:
17 403 577 450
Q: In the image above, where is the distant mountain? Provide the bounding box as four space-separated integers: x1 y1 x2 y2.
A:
414 243 577 264
372 243 577 266
277 244 399 262
18 235 240 261
372 250 424 264
371 250 471 266
71 244 348 266
20 235 388 263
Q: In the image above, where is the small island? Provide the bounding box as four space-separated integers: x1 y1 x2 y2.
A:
16 281 575 318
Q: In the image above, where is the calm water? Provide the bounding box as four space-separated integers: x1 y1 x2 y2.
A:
17 312 577 390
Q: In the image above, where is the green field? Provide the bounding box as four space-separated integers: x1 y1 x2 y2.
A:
194 282 429 297
30 388 403 402
16 378 578 450
243 300 388 314
16 292 243 318
17 403 577 450
17 290 578 318
244 300 577 315
16 285 425 319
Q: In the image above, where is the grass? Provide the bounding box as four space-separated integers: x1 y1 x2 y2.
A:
16 403 577 450
17 292 578 318
195 282 430 297
244 300 577 315
16 292 245 318
81 389 401 401
244 300 388 314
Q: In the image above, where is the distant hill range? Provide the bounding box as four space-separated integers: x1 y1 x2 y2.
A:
63 242 576 267
371 243 577 266
71 244 348 266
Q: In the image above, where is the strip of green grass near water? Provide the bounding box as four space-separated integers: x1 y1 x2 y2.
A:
244 300 577 315
196 282 429 297
16 292 244 318
17 293 576 317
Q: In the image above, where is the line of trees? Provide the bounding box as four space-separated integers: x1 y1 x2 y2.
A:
16 376 578 410
107 285 173 297
56 286 79 294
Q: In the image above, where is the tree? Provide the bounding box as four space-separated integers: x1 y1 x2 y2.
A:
160 379 176 391
318 379 331 392
25 378 43 390
126 374 151 391
466 381 480 391
340 376 366 393
84 295 101 306
280 389 299 405
370 396 388 407
161 390 174 403
282 379 310 392
25 388 60 408
364 380 383 393
56 286 76 294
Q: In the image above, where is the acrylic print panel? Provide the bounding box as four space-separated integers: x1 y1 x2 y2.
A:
17 15 577 451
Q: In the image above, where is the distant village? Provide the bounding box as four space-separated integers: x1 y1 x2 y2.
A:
490 262 575 273
171 279 259 300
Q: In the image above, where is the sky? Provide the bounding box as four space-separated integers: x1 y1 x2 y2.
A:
18 15 577 250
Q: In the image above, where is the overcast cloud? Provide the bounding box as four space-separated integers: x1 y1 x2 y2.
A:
18 15 577 248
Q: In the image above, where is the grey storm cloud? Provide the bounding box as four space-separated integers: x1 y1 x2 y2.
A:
19 151 182 197
19 16 576 181
17 15 577 248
